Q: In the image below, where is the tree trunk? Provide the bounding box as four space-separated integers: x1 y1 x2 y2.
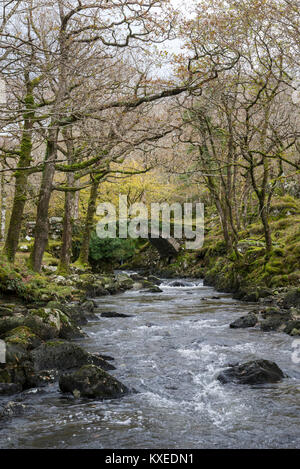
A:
29 128 58 272
77 179 99 266
58 173 75 274
3 82 35 262
0 166 7 242
215 198 232 251
73 181 80 221
260 200 272 255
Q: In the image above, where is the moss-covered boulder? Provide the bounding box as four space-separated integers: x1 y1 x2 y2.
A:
28 308 84 340
4 326 42 350
59 364 128 399
0 317 24 336
115 274 134 290
22 315 58 341
283 320 300 336
79 300 97 319
260 307 293 332
282 288 300 309
0 383 22 395
84 281 109 297
30 340 115 372
230 312 258 329
5 342 29 365
0 304 27 317
46 301 86 325
0 345 32 390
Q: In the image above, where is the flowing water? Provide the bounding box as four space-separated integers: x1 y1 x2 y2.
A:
0 278 299 449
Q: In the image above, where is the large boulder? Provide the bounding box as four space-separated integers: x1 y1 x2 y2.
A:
283 320 300 336
282 288 300 309
217 359 284 385
79 300 97 319
22 315 58 341
59 364 128 399
30 340 115 372
4 326 42 350
0 383 22 395
0 317 24 336
260 308 293 332
115 274 134 290
28 308 84 340
230 312 258 329
46 301 87 326
0 342 50 391
147 275 162 285
85 281 110 297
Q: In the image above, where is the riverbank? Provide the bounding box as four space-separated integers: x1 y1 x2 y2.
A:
0 263 163 408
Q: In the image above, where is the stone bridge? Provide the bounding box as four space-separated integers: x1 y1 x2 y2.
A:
147 234 181 258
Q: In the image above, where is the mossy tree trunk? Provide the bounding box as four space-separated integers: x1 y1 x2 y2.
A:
58 180 75 274
77 179 99 266
3 77 36 262
58 131 76 274
0 163 7 241
29 127 59 272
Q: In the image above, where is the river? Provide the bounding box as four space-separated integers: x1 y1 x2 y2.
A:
0 278 299 448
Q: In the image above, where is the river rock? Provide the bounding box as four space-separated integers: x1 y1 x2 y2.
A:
59 364 128 399
0 383 22 395
80 300 97 318
46 301 87 326
85 281 110 297
0 343 42 391
283 320 300 336
27 308 84 340
0 317 24 336
30 340 115 372
147 275 161 285
132 282 144 290
116 274 134 289
168 280 190 287
129 273 146 281
145 286 163 293
217 359 284 385
230 312 258 329
101 312 132 318
22 315 58 340
4 326 42 350
260 308 293 332
0 401 26 419
282 288 300 309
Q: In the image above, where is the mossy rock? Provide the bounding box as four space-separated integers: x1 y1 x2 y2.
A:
0 305 15 317
282 289 300 309
270 275 289 287
270 195 300 216
284 320 300 336
59 364 128 399
0 317 24 336
265 263 282 275
4 326 42 350
29 308 84 340
287 271 300 284
22 315 58 341
30 340 114 372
